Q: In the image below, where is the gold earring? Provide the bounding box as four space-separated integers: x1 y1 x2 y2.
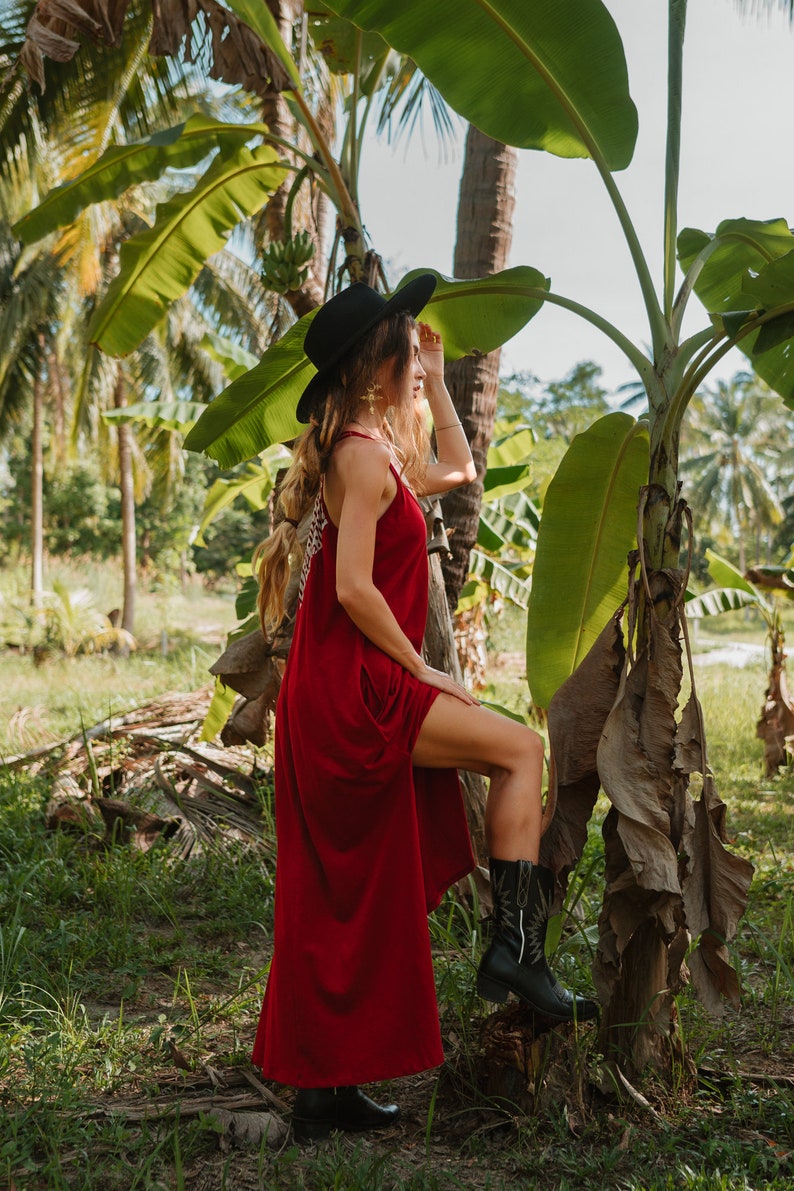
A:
360 382 382 415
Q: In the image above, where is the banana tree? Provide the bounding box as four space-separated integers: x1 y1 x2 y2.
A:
9 0 458 348
452 425 538 687
315 0 794 1079
8 3 552 821
687 550 794 777
13 0 783 1078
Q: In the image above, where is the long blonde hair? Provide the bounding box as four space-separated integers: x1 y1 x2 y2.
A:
254 310 429 637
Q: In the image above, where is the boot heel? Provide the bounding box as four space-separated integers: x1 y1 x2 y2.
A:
292 1117 333 1143
476 972 508 1002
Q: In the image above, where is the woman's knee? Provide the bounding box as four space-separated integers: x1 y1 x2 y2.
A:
505 722 544 774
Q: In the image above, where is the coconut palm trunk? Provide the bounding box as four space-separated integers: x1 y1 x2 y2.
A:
114 370 136 636
440 125 517 614
30 337 45 609
423 128 516 861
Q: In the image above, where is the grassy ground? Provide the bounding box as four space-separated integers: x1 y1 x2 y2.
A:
1 578 793 1189
0 560 238 756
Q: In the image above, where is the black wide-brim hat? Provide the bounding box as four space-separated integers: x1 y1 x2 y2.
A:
296 273 437 423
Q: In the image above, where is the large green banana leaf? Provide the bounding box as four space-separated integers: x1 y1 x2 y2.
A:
487 427 536 468
469 550 531 610
306 1 392 74
185 268 549 466
194 451 288 547
183 315 315 466
402 267 549 356
684 551 763 618
12 116 269 245
201 680 239 744
480 464 531 502
525 412 649 709
201 333 260 381
323 0 637 170
88 145 288 357
478 503 536 554
102 400 206 434
685 587 756 619
703 549 758 597
740 251 794 406
678 218 794 405
677 218 794 314
500 490 540 536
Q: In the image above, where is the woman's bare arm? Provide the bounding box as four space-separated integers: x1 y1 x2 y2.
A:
416 322 477 496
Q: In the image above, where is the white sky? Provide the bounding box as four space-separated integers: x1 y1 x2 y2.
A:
357 0 794 396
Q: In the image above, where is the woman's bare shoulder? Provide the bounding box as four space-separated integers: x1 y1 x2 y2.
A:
333 433 392 470
325 433 395 523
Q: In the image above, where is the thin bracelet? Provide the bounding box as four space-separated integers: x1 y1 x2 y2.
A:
435 421 463 430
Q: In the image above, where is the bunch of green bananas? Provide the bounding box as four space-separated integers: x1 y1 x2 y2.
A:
261 230 315 294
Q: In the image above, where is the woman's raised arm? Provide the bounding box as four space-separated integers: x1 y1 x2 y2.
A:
416 322 476 496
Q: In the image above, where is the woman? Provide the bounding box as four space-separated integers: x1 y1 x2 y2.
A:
251 276 597 1142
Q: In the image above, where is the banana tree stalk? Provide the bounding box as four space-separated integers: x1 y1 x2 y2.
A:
520 287 656 381
662 0 686 318
288 86 367 276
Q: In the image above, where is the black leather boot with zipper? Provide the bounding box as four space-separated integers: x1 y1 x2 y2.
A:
476 858 599 1021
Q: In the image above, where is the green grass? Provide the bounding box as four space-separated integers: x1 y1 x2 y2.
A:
1 583 793 1189
0 561 239 755
0 772 274 1190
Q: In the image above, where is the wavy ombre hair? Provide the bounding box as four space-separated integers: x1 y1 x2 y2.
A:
254 310 429 638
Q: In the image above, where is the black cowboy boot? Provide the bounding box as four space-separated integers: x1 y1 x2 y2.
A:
292 1085 400 1142
476 858 599 1021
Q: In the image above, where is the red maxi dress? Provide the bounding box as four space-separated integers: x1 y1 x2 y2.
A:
252 435 474 1087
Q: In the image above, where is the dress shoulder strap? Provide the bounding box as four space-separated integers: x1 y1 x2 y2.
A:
337 430 375 442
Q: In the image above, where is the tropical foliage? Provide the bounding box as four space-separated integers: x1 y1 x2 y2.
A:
320 0 793 1077
687 550 794 777
682 372 788 571
3 0 794 1087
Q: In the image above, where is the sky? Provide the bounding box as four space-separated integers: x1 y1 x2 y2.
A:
357 0 794 397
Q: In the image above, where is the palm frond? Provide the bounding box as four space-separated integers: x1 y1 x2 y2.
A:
193 248 282 355
374 59 459 151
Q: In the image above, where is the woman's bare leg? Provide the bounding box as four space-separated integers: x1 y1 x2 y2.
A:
414 693 600 1021
411 695 545 861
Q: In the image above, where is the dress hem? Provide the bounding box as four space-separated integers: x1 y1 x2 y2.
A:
257 1050 447 1089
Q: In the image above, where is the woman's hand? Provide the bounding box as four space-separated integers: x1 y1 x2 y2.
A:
415 661 480 706
417 321 445 382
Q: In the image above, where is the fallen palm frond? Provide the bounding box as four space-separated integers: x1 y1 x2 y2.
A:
4 687 273 857
51 1067 290 1149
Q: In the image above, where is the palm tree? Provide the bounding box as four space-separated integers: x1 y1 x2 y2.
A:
682 373 785 572
0 218 68 606
0 0 270 629
438 127 517 614
7 6 574 902
1 3 186 620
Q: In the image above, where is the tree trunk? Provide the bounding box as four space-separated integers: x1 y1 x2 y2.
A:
440 126 517 613
424 553 486 861
114 370 136 637
30 344 44 610
593 427 753 1079
596 446 686 1076
424 126 516 865
49 347 68 469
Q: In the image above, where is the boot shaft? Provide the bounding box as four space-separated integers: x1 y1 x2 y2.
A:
489 858 554 966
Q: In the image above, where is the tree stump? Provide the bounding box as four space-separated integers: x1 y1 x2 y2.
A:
475 1004 590 1119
